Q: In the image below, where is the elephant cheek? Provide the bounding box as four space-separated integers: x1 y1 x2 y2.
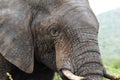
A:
56 49 66 70
55 38 75 72
55 49 72 71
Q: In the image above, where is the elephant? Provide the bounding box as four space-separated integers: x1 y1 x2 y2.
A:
0 0 120 80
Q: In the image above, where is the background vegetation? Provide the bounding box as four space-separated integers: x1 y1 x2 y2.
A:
54 8 120 80
98 8 120 80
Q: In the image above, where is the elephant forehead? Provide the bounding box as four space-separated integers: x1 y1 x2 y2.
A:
25 0 60 6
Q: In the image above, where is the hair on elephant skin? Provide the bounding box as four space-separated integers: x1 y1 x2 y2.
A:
0 0 120 80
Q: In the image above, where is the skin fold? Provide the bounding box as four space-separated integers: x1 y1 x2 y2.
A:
0 0 120 80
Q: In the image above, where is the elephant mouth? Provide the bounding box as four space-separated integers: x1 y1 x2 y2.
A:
59 69 86 80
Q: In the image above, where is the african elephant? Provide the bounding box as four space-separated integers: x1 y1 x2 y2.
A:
0 0 120 80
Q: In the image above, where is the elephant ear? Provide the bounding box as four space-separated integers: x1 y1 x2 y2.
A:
0 13 34 73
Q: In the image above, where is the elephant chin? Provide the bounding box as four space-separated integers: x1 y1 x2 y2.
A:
61 69 86 80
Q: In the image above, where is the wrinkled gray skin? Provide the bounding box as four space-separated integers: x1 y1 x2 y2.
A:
0 0 120 80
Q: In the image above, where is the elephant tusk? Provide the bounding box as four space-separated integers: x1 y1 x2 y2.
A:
62 69 86 80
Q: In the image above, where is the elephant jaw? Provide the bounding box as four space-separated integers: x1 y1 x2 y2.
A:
62 69 86 80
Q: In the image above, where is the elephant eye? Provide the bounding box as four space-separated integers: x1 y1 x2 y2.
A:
50 28 60 37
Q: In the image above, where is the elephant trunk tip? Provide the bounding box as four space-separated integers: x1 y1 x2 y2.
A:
104 72 120 80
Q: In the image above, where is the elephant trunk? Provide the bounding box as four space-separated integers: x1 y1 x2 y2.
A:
56 40 104 80
55 27 104 80
71 48 104 80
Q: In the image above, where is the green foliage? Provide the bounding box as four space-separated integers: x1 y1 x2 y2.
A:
6 72 13 80
53 73 62 80
103 59 120 80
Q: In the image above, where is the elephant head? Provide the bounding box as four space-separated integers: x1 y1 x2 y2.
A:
0 0 120 80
